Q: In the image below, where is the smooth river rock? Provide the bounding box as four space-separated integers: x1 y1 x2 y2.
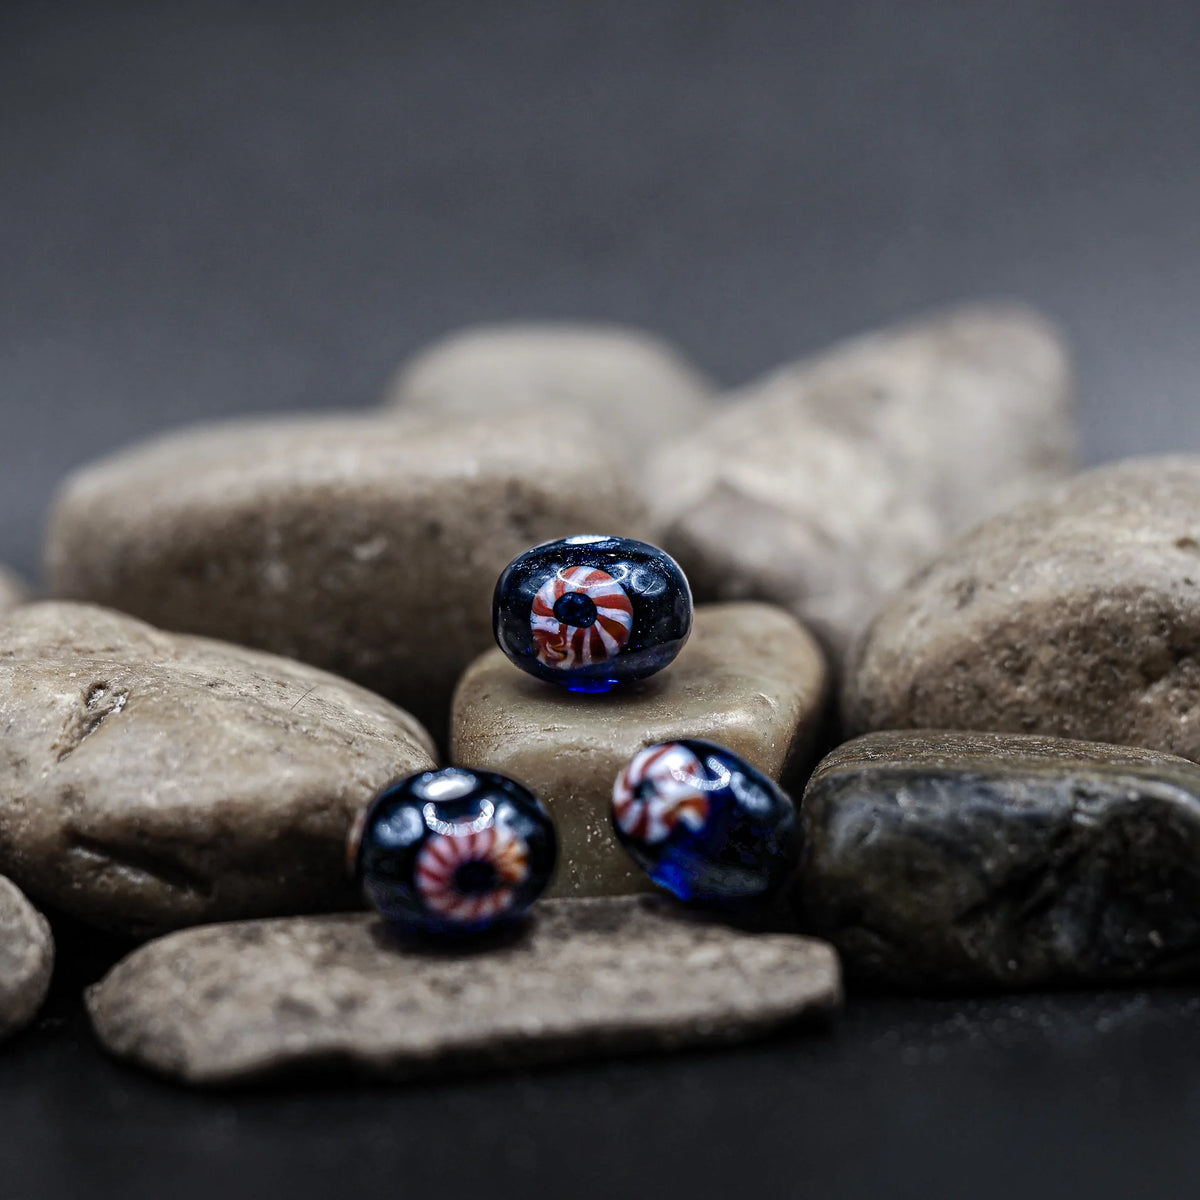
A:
86 895 841 1086
845 457 1200 761
0 602 435 938
649 304 1076 665
452 602 828 897
384 322 715 455
0 877 54 1040
0 567 28 611
44 411 648 744
800 731 1200 989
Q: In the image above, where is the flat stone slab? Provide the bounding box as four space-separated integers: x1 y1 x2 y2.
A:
44 411 649 744
0 602 435 937
845 457 1200 761
800 731 1200 989
86 896 841 1086
0 877 54 1041
0 566 28 611
452 602 828 897
649 304 1075 664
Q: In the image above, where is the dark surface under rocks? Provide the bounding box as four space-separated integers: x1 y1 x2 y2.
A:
5 1 1200 1198
801 732 1200 988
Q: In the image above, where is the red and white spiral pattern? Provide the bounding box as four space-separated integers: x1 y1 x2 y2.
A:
613 742 710 845
415 825 531 923
530 566 633 670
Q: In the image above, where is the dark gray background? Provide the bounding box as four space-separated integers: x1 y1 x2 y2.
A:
1 1 1198 1196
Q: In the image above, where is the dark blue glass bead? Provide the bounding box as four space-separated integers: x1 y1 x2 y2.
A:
350 767 557 936
493 534 692 691
611 739 798 904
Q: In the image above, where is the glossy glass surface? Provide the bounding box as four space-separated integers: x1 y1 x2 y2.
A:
351 768 557 935
493 534 692 691
611 739 798 903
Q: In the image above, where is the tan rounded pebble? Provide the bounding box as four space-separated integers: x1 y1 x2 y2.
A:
44 411 650 745
844 457 1200 761
452 602 828 897
651 303 1076 666
86 896 841 1086
0 566 29 611
0 602 435 937
0 877 54 1040
384 322 715 456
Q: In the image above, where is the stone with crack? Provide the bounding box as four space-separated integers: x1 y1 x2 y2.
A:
0 602 435 938
799 730 1200 989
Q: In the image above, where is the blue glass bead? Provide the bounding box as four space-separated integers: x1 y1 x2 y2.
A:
611 740 798 904
350 768 557 936
493 534 692 691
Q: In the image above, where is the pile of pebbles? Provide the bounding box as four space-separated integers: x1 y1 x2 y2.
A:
4 303 1198 1086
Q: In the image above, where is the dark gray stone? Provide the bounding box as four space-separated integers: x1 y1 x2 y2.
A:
86 896 841 1086
800 730 1200 989
0 876 53 1040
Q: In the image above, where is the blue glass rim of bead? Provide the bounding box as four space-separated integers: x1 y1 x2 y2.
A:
611 738 800 906
350 766 558 938
492 533 693 691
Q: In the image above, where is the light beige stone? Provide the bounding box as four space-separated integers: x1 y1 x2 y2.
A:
0 567 28 611
45 411 649 745
452 602 828 897
385 322 715 456
86 896 842 1086
0 602 435 937
0 877 53 1040
650 304 1076 666
844 458 1200 761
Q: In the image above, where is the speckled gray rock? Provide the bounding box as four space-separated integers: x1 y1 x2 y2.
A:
86 895 841 1086
0 567 28 611
0 877 53 1040
385 322 715 456
452 602 828 897
845 458 1200 761
800 731 1200 989
650 304 1076 664
0 602 435 938
44 411 649 744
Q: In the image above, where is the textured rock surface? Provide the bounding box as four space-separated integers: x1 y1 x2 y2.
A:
845 457 1200 761
453 602 828 897
650 304 1076 664
0 566 28 611
44 412 648 744
0 877 54 1040
0 602 435 937
384 322 714 455
87 895 841 1086
800 731 1200 989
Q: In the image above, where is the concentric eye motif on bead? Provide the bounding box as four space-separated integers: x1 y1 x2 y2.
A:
530 565 633 670
415 824 531 922
611 739 800 905
613 742 710 844
351 767 557 936
493 534 693 690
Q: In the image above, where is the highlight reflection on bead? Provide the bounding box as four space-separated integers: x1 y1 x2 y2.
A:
351 768 556 936
611 739 799 905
